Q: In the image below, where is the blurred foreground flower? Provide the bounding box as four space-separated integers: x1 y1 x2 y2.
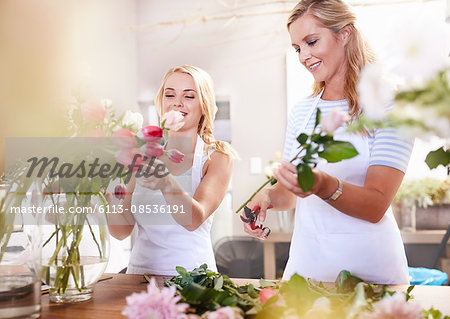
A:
122 278 188 319
359 293 422 319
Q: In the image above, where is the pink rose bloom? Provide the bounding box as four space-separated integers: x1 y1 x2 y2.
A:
114 185 127 200
138 125 163 142
359 293 422 319
205 307 243 319
320 108 349 135
116 149 144 170
83 129 106 137
81 102 106 122
144 142 164 158
167 149 185 163
113 128 137 149
122 278 188 319
162 110 184 131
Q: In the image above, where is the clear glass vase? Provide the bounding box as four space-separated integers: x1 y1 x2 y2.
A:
0 181 42 319
40 193 110 303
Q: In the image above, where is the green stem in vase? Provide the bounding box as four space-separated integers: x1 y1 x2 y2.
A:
87 218 103 259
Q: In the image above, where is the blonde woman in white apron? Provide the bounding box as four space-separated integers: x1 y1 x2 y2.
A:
109 65 237 276
242 0 412 284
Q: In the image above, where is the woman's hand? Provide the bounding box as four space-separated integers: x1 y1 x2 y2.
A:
240 188 272 240
273 161 323 198
135 159 171 191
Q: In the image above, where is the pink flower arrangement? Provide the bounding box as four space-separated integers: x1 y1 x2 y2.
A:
81 102 106 122
320 108 349 135
122 278 189 319
359 293 422 319
162 110 185 131
167 149 185 163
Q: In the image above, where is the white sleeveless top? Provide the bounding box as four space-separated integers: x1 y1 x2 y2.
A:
127 136 217 275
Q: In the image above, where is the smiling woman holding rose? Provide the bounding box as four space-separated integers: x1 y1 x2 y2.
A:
241 0 413 284
109 65 237 276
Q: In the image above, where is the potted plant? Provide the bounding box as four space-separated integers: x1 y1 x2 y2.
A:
393 178 450 231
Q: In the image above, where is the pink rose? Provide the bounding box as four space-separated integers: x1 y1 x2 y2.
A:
259 288 284 306
167 149 184 163
114 185 127 200
83 129 106 137
162 110 184 131
138 125 163 142
320 108 349 135
81 102 106 122
144 143 164 158
113 128 137 149
116 149 144 171
259 288 277 304
206 306 243 319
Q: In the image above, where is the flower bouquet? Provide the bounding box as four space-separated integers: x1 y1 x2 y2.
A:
2 94 186 303
122 265 449 319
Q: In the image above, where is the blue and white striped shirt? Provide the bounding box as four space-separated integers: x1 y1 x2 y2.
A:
282 98 413 173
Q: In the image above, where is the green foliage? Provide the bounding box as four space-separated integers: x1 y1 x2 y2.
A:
425 147 450 169
163 264 260 315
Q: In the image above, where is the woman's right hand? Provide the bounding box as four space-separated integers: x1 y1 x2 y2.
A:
241 188 272 240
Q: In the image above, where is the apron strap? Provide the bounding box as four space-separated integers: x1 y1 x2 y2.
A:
290 88 324 159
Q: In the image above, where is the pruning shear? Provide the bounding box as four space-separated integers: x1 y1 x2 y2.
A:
240 206 271 237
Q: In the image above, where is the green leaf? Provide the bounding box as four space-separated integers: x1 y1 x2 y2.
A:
315 134 334 144
246 284 259 298
259 278 276 288
425 147 450 169
335 270 364 293
296 133 308 145
297 164 314 192
214 276 224 290
319 141 359 163
406 285 415 302
314 108 322 130
176 266 188 275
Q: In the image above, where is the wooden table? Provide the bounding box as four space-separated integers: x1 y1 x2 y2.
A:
263 231 450 279
40 273 450 317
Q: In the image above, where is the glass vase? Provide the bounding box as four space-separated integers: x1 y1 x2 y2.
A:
40 193 110 303
0 181 42 319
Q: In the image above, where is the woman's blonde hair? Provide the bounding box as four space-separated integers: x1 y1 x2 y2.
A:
155 65 238 159
287 0 375 121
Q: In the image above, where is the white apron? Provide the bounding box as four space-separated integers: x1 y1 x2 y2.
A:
282 91 409 284
127 136 217 276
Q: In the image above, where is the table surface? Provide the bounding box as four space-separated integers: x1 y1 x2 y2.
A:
40 273 450 318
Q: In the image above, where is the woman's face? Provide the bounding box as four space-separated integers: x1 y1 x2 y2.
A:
162 72 202 132
289 14 348 85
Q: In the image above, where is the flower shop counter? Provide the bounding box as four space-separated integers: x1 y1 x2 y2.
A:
39 273 450 318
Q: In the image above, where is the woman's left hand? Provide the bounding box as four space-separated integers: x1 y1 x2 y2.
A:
273 161 322 198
